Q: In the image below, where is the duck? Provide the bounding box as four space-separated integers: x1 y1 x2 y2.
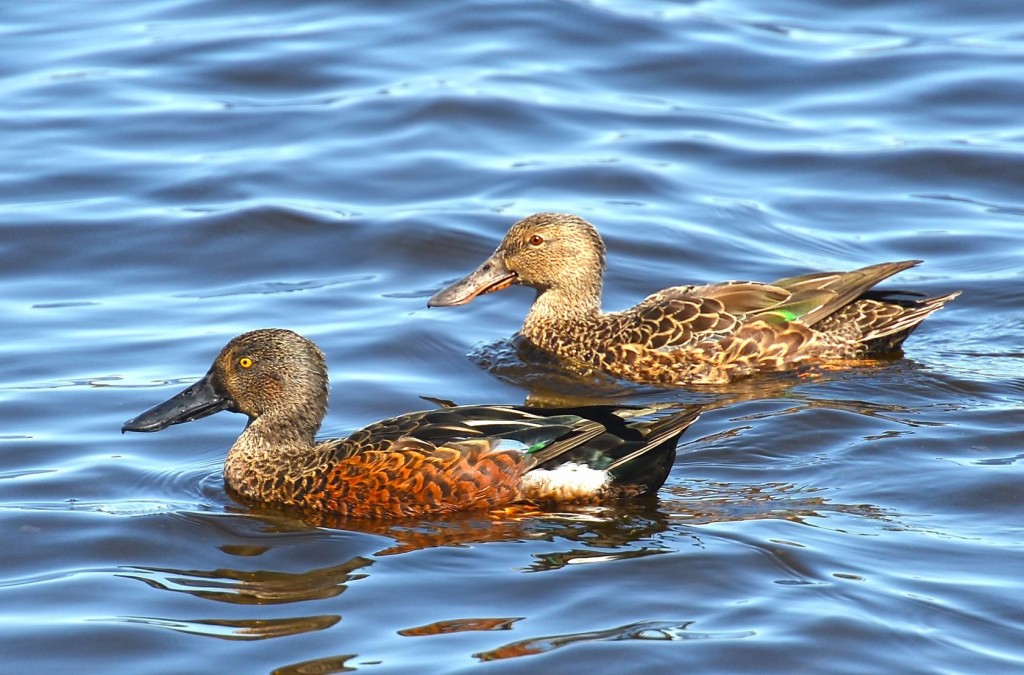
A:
121 328 700 519
428 212 960 385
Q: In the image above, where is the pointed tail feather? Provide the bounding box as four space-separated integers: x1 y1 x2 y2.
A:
603 406 701 495
859 290 961 350
522 405 700 481
518 405 701 503
771 261 922 327
605 407 701 474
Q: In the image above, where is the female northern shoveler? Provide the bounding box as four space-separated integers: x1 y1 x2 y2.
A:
122 328 700 519
428 212 959 385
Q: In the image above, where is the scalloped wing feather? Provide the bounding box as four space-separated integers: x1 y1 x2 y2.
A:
306 436 527 518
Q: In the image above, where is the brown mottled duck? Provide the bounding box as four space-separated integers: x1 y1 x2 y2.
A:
122 328 700 519
428 212 960 385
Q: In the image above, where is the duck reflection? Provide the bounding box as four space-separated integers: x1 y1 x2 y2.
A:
469 336 947 429
115 480 897 648
114 536 372 641
236 498 676 559
271 654 358 674
119 554 373 605
470 618 755 662
114 613 340 641
233 474 894 562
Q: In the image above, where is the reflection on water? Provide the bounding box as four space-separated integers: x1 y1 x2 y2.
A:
272 654 359 675
660 481 897 532
118 555 373 605
473 619 756 662
111 614 341 641
399 616 522 637
470 334 919 405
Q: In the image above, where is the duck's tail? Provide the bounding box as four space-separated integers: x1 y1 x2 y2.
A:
766 261 958 354
602 405 702 492
821 289 961 354
865 290 962 352
519 404 701 503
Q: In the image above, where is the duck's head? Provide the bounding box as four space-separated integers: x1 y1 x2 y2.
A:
428 213 607 307
122 328 328 434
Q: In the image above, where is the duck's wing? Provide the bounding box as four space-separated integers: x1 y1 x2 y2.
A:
429 403 702 498
321 404 590 461
619 282 794 349
313 404 700 515
310 405 623 516
327 403 697 469
767 261 922 327
620 261 925 351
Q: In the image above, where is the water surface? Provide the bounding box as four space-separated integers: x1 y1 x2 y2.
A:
2 1 1023 673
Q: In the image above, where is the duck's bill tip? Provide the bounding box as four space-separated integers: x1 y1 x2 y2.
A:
120 374 231 434
427 255 517 308
427 284 485 307
121 415 170 433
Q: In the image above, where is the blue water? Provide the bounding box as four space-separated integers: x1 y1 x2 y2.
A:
2 1 1023 672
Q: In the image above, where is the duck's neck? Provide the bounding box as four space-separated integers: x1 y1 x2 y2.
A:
523 283 602 338
224 410 321 506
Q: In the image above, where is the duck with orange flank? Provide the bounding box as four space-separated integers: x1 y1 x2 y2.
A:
122 329 700 519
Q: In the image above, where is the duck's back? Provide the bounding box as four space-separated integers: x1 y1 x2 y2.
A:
521 264 958 385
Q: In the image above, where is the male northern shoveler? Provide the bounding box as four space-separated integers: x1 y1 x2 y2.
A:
122 328 700 519
428 212 960 385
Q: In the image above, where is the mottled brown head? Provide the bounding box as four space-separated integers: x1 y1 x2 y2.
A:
211 329 329 423
122 328 329 437
428 212 607 312
500 213 606 293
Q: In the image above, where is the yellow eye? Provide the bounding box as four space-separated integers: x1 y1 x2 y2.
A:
239 357 254 369
528 234 544 246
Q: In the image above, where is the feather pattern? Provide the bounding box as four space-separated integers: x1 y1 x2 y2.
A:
121 329 701 518
429 213 959 385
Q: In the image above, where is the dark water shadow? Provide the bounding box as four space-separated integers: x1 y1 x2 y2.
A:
461 336 962 445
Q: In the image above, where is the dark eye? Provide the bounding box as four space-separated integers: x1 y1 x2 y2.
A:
528 234 544 246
